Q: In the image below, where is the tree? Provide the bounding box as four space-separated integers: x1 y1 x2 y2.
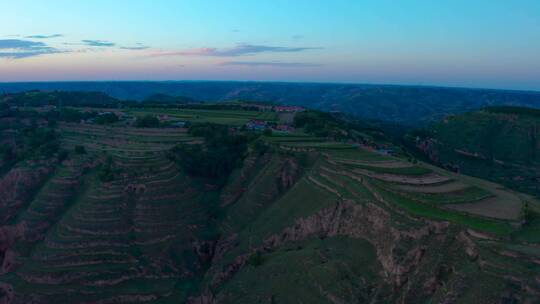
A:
170 123 248 184
94 112 119 125
135 115 160 128
247 251 264 267
75 145 86 154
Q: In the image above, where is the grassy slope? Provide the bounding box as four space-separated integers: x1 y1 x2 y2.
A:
425 107 540 196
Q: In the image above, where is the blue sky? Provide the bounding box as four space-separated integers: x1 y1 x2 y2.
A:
1 0 539 90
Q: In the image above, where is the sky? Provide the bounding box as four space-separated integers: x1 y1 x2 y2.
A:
1 0 539 91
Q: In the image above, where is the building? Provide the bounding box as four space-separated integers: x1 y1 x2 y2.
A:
273 105 305 113
171 121 187 128
376 148 395 156
245 120 268 131
250 104 273 111
157 114 169 121
273 124 295 133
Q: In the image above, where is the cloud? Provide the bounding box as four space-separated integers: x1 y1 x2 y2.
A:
0 39 46 49
151 43 321 57
221 61 322 68
0 39 62 59
82 40 116 47
25 34 63 39
120 45 150 50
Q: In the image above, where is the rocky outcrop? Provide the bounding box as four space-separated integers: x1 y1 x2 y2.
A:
0 224 24 275
187 292 216 304
206 199 452 296
277 157 299 190
0 164 55 224
192 240 217 266
0 282 14 304
261 200 446 286
219 153 272 207
124 183 146 194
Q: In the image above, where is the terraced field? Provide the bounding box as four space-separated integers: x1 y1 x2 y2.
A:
411 106 540 196
1 123 212 303
2 107 540 303
193 135 540 303
316 145 529 223
59 123 196 154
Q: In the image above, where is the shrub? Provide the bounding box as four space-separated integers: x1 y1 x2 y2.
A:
98 156 116 182
58 149 69 161
94 112 119 124
252 139 269 155
135 115 160 128
74 145 86 154
171 123 249 183
247 251 264 267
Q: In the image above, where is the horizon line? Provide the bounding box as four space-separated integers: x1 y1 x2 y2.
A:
0 79 539 94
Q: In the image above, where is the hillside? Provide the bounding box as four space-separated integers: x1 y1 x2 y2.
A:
409 106 540 197
1 95 540 303
1 82 540 124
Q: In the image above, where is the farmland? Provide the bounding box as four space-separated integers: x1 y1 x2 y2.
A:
1 94 540 303
126 107 278 126
409 106 540 196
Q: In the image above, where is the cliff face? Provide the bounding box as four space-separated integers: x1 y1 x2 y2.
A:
0 163 56 224
193 199 488 303
0 161 57 279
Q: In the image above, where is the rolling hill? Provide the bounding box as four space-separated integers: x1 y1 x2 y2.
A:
409 106 540 197
1 81 540 125
1 93 540 303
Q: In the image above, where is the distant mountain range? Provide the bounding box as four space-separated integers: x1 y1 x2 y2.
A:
1 81 540 124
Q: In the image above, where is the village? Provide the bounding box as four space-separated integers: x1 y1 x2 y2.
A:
152 103 306 133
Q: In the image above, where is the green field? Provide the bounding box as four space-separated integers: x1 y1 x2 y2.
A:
126 108 278 125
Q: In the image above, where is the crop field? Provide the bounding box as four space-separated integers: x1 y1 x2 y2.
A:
260 133 533 227
125 108 278 125
58 122 198 155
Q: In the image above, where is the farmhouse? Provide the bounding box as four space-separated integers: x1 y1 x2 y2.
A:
273 105 305 113
171 121 187 128
273 124 295 133
157 114 170 121
245 120 268 131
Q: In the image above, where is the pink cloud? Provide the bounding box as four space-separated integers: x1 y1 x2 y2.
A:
149 44 321 57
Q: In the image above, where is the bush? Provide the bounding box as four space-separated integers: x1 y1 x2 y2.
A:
294 111 343 139
74 145 86 154
135 115 160 128
252 139 269 155
1 146 15 163
247 251 264 267
98 156 116 182
170 123 248 183
94 112 119 125
58 149 69 161
39 141 60 157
